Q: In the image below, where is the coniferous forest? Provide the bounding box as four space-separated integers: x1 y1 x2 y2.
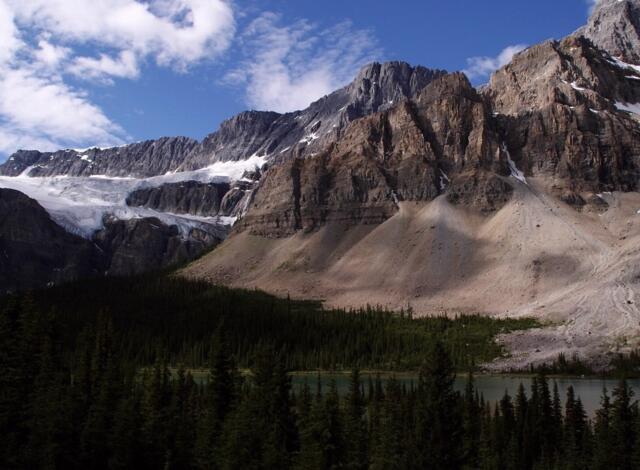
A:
2 274 640 469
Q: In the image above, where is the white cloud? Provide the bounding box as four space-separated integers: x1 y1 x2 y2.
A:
226 12 381 113
0 0 19 66
69 50 140 83
0 67 127 154
33 39 71 68
0 0 236 156
463 44 528 80
8 0 236 70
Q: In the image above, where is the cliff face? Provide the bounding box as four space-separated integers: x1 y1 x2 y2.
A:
126 181 232 217
93 216 223 277
579 0 640 65
181 2 640 367
236 73 513 237
485 35 640 194
0 189 101 293
0 188 226 294
0 137 199 178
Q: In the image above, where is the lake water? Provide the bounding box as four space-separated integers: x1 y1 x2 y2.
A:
291 373 640 417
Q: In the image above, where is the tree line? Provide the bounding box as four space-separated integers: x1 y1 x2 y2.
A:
0 274 537 371
2 293 640 469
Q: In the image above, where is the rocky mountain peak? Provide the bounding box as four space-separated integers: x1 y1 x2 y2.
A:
345 61 447 115
178 61 447 170
580 0 640 63
0 61 447 178
485 35 640 116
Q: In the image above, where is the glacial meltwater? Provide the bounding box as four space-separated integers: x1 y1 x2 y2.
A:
290 373 640 417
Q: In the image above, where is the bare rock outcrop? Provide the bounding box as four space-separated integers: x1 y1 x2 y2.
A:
0 189 102 293
579 0 640 64
485 35 640 192
93 216 222 276
126 181 231 217
237 73 513 237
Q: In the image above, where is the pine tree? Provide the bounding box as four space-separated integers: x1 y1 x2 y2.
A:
170 366 198 469
109 388 142 469
262 357 297 469
415 342 462 469
462 373 481 469
25 322 75 469
80 312 122 470
609 380 635 470
563 386 588 470
295 381 327 470
0 298 25 468
592 388 612 470
195 329 237 468
324 379 345 469
139 356 172 468
371 376 405 470
512 383 529 470
344 369 367 470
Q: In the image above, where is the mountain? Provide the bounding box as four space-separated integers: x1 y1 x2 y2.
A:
0 61 446 294
0 62 445 178
0 188 100 292
182 5 640 368
0 187 225 293
3 3 640 367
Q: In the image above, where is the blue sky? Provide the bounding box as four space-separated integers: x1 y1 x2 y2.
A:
0 0 595 160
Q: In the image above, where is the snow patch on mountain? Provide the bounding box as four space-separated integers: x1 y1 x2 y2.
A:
615 101 640 114
502 144 527 184
0 155 266 238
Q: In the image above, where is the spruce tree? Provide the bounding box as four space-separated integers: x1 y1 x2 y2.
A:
415 342 462 469
195 329 237 468
593 388 612 470
324 379 345 469
462 373 481 469
609 380 635 470
344 369 367 470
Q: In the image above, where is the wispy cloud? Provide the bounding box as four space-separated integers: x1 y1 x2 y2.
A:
225 12 381 113
68 51 140 84
463 44 528 80
0 0 236 156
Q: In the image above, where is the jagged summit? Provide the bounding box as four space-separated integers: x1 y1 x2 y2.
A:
0 61 447 177
579 0 640 63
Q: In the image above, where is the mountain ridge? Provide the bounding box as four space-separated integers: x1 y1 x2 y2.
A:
0 61 447 178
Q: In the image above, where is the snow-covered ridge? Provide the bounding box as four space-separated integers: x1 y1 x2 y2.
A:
0 155 267 238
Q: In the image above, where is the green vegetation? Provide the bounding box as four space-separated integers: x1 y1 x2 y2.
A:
2 295 640 469
1 273 538 371
512 351 640 379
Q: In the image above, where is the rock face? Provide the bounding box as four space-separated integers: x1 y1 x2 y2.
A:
237 73 512 236
485 35 640 192
126 181 231 217
0 189 101 293
181 1 640 368
0 187 225 293
0 62 446 178
579 0 640 64
93 216 222 276
1 137 199 178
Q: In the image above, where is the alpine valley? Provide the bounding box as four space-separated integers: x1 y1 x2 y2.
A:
4 0 640 370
